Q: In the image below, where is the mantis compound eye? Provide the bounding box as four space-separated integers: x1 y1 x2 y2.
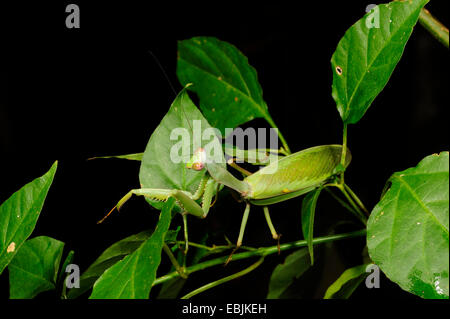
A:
192 162 204 171
187 147 206 170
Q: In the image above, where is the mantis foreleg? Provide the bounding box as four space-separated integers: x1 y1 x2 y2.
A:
98 178 217 224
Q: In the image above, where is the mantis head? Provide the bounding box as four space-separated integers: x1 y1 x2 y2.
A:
187 147 207 171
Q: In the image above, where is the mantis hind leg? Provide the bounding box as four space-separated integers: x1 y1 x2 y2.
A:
226 202 251 265
263 206 281 254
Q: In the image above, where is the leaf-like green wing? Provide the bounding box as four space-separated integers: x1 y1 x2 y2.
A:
246 145 350 200
8 236 65 299
177 37 274 135
0 161 58 275
67 230 152 299
89 198 175 299
324 264 371 299
331 0 429 124
267 248 311 299
139 87 225 211
301 188 322 265
367 152 449 299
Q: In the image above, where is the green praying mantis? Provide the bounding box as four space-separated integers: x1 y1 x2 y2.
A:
98 140 351 263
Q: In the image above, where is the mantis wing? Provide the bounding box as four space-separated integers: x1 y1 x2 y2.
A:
245 145 351 200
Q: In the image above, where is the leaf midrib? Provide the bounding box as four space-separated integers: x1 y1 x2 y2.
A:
395 175 449 236
179 57 269 121
344 3 421 120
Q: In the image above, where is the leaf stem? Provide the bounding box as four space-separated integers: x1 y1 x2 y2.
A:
340 123 348 184
419 8 449 49
344 183 369 215
180 257 265 299
325 187 360 217
265 115 291 155
336 185 367 226
153 229 366 286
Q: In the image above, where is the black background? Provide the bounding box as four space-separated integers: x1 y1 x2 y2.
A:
1 0 448 301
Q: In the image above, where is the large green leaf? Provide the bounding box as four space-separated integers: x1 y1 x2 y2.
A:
177 36 275 135
67 230 152 299
324 264 371 299
139 87 225 211
301 188 322 265
367 152 449 299
0 161 58 274
89 198 175 299
68 227 180 299
267 248 311 299
8 236 64 299
331 0 429 124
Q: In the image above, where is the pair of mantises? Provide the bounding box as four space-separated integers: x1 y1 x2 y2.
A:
99 139 351 264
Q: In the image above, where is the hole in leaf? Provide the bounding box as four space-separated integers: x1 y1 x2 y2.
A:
336 66 343 75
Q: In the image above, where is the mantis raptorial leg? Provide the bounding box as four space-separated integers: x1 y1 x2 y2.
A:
96 176 217 272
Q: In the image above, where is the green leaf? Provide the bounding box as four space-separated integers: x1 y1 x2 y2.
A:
324 264 371 299
67 230 152 299
8 236 65 299
367 151 449 299
157 276 186 299
0 161 58 275
301 188 322 265
164 226 181 243
88 153 144 161
89 198 175 299
177 36 275 135
267 248 311 299
59 250 75 299
331 0 429 124
139 86 225 211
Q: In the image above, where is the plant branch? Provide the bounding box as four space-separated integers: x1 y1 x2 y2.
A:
163 244 187 279
336 185 367 226
153 229 366 286
180 257 265 299
419 8 449 49
344 183 369 215
325 187 360 216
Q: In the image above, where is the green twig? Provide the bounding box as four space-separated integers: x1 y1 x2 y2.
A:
419 8 449 49
325 187 360 217
344 183 369 215
340 123 348 184
336 185 367 226
182 214 189 267
265 115 291 155
181 257 265 299
173 241 257 253
163 244 187 279
153 229 366 287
